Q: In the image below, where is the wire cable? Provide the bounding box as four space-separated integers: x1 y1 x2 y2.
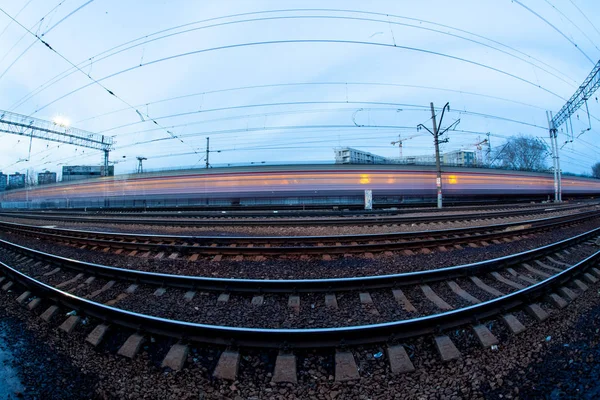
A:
512 0 594 64
9 8 579 111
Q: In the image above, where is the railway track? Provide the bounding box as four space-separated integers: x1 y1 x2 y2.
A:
0 202 594 226
0 210 598 260
5 201 582 218
0 227 598 379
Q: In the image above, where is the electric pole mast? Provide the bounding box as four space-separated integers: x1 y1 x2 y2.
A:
417 102 458 209
546 111 561 202
205 137 210 169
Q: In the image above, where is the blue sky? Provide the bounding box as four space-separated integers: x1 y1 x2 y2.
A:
0 0 599 176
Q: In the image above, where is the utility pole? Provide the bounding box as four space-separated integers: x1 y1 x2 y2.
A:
205 137 210 169
417 102 459 209
546 111 561 202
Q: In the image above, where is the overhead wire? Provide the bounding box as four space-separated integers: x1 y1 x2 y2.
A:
0 5 202 160
512 0 594 64
9 8 580 111
542 0 600 52
73 81 548 126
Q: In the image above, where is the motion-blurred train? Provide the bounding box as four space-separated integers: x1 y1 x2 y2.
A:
1 164 599 209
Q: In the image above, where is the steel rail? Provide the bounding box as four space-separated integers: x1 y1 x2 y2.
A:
0 211 597 255
10 201 582 218
0 204 590 226
0 208 596 245
0 227 598 294
1 247 598 348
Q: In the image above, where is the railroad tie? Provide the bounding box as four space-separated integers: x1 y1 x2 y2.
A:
272 353 298 383
184 291 196 302
16 291 31 304
86 324 110 347
558 286 578 301
153 288 167 297
42 267 61 277
469 277 504 297
217 293 230 303
386 345 415 374
513 273 538 285
59 315 81 334
27 298 42 310
288 295 300 313
546 256 571 268
434 335 460 362
583 272 599 284
525 303 549 322
359 292 379 315
40 305 59 322
392 289 417 313
1 281 14 291
420 285 453 310
325 294 339 309
213 350 240 381
85 280 116 300
118 333 145 359
501 314 526 335
472 325 499 348
573 279 589 292
546 293 568 309
521 264 551 279
535 260 563 273
56 273 85 289
251 295 264 306
162 343 189 371
335 351 360 382
490 272 525 290
447 281 480 304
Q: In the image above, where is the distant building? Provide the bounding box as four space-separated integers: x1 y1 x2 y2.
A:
442 150 476 167
62 165 114 182
0 172 6 191
37 171 57 185
334 147 477 167
334 147 388 164
8 173 25 189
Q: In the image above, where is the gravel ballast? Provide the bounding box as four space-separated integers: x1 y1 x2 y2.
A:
0 261 600 398
0 219 598 280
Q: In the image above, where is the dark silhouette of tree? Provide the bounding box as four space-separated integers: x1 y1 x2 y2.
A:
592 162 600 178
492 135 548 171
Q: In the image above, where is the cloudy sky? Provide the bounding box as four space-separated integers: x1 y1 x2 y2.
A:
0 0 599 177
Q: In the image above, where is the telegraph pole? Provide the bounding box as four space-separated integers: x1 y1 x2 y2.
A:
431 103 443 208
417 102 458 209
205 137 210 169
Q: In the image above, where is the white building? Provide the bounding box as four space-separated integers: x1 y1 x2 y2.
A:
334 147 388 164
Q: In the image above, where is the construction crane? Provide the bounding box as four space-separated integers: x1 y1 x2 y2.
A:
464 137 489 166
136 156 147 173
391 134 421 158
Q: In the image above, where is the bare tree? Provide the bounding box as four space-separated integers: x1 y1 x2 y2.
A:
593 162 600 178
492 135 548 171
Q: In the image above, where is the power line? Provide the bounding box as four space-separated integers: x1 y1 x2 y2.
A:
542 0 600 52
512 0 594 64
73 81 548 126
10 8 579 111
0 5 202 160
